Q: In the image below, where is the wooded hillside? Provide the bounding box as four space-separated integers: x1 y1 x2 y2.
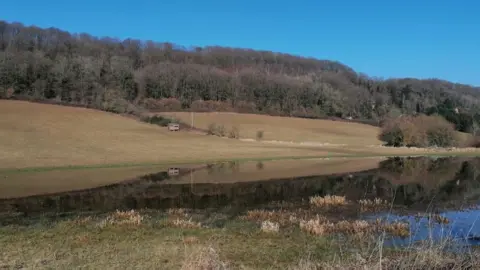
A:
1 21 479 132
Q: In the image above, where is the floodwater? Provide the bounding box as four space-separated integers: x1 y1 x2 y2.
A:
1 156 480 246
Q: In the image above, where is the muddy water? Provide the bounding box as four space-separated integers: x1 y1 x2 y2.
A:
1 156 480 245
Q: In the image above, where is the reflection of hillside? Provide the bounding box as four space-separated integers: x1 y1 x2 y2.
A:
378 157 480 206
0 172 372 214
1 157 479 215
0 165 175 199
164 158 383 184
377 157 467 189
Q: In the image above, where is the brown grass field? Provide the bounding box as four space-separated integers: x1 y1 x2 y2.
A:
159 112 382 145
0 100 330 170
1 100 478 171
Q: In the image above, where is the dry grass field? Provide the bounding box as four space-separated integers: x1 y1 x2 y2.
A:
160 112 382 146
1 100 478 171
0 100 336 170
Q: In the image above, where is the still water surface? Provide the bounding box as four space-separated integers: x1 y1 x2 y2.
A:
1 156 480 246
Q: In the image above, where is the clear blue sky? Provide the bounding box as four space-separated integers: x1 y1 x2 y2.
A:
2 0 479 86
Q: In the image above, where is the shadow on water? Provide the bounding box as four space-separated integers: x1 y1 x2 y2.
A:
2 156 480 246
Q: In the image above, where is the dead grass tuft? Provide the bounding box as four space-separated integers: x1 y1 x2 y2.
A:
310 195 347 207
167 208 187 215
299 217 410 238
167 208 189 219
261 221 280 233
266 200 299 208
299 216 331 236
242 209 303 225
99 210 144 227
359 198 388 211
169 218 203 229
181 247 229 270
414 213 450 225
336 220 373 234
381 221 410 238
432 214 450 225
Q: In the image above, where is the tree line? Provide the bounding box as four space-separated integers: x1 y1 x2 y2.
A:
1 20 480 132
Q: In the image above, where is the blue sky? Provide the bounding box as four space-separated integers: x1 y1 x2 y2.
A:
2 0 479 86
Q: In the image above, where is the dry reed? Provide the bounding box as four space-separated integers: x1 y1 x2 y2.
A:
169 218 202 229
99 210 144 227
309 195 347 207
382 221 410 237
167 208 187 216
299 215 331 236
299 217 410 237
432 214 450 224
359 198 387 211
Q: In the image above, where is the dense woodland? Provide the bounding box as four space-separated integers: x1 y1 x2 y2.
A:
1 21 480 133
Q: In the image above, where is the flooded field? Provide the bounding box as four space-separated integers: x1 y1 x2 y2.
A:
2 156 480 268
1 157 480 240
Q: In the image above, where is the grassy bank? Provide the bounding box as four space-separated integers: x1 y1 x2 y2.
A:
1 206 478 270
0 211 334 269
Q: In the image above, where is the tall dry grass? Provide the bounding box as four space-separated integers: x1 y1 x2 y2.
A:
261 221 280 233
309 195 347 207
169 218 203 229
359 198 388 212
289 232 479 270
299 216 331 236
299 216 409 238
181 247 229 270
98 210 144 227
